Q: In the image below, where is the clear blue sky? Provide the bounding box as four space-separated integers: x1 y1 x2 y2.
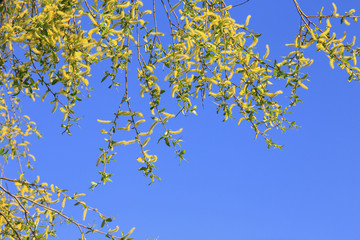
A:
7 0 360 239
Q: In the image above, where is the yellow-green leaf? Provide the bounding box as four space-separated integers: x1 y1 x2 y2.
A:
97 119 112 124
170 1 181 13
82 208 87 221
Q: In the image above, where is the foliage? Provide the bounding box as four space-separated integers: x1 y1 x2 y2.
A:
0 0 359 238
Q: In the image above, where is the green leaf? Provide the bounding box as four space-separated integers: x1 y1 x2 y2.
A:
170 1 181 13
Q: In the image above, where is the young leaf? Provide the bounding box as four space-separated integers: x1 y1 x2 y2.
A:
83 208 88 221
170 1 181 13
97 119 112 124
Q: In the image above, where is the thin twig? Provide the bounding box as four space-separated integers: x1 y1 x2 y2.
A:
233 0 250 8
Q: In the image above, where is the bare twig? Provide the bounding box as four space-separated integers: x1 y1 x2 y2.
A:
233 0 250 8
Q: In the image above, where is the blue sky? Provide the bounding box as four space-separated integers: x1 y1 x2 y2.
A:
6 0 360 239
